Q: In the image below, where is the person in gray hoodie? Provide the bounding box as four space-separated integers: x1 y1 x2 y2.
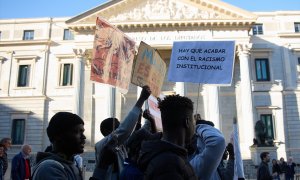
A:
32 112 86 180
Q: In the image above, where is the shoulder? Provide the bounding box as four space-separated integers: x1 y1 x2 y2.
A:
38 159 64 169
33 159 67 179
12 153 23 160
95 136 110 151
149 151 186 169
35 159 65 173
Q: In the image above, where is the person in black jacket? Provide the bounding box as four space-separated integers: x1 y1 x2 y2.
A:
257 152 273 180
272 159 281 180
138 95 197 180
279 157 287 179
217 143 234 180
285 157 296 180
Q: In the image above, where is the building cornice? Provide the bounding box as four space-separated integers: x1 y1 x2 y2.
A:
0 39 52 46
254 11 300 16
0 18 52 24
250 48 273 53
0 96 49 101
255 106 281 110
8 111 32 114
69 19 256 31
277 33 300 38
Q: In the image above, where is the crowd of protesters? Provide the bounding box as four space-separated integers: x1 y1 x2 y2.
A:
0 85 299 180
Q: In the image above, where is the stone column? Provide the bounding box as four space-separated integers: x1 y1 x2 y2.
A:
73 48 86 118
237 43 255 158
0 56 5 91
175 82 185 96
203 85 220 129
282 44 293 89
2 51 14 96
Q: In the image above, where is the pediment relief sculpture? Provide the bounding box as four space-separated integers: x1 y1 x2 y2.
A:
108 0 220 22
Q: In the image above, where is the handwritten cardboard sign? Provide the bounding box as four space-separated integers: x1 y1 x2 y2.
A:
168 41 235 85
131 41 166 97
91 17 136 93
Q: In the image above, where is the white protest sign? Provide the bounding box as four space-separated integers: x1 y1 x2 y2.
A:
147 95 162 131
168 41 235 85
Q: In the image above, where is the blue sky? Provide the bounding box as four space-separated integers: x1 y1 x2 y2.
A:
0 0 299 19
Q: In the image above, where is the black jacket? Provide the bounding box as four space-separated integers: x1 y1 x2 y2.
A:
138 140 197 180
272 163 281 174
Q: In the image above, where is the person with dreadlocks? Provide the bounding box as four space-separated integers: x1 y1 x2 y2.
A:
92 85 151 180
138 94 197 180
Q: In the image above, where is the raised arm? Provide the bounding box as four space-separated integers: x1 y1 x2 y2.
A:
112 85 151 144
190 124 226 180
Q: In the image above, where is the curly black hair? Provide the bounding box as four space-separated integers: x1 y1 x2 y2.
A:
158 95 194 128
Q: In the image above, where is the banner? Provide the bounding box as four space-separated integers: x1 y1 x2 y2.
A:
131 41 166 97
91 17 136 93
231 118 245 179
168 41 235 85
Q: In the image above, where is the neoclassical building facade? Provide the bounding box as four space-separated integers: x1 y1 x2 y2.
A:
0 0 300 172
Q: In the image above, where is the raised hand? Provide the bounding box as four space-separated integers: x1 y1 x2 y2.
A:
135 85 151 108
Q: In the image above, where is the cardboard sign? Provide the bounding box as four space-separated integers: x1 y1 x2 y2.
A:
168 41 235 85
131 41 166 97
91 17 136 93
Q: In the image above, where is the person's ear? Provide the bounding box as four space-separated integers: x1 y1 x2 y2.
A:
184 117 190 128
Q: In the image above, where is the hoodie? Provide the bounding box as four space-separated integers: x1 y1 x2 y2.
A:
32 152 82 180
138 140 197 180
189 124 226 180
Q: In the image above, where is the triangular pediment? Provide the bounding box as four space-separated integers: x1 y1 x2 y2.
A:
66 0 257 29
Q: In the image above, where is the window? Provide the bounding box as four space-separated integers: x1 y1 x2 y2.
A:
17 65 31 87
63 29 74 40
261 114 274 139
23 30 34 40
60 63 73 86
11 119 25 144
252 24 263 35
255 58 270 81
295 23 300 33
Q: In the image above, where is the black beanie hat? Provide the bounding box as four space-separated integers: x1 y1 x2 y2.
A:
100 118 120 137
47 112 84 143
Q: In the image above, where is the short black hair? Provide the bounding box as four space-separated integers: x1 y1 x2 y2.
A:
260 151 269 160
158 95 193 128
47 112 84 143
100 118 120 137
